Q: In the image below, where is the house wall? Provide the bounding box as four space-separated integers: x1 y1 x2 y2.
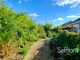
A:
62 20 80 32
72 22 80 32
73 24 80 31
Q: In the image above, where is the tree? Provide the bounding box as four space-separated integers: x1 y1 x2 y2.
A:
43 23 53 37
52 26 63 33
36 24 46 38
0 0 5 8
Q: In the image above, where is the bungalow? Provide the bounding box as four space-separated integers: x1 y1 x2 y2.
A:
62 18 80 32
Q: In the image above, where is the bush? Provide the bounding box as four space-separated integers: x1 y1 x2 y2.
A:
43 23 53 37
51 31 80 60
20 47 29 55
36 25 46 39
0 5 46 58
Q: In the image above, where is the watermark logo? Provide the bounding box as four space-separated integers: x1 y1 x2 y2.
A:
57 47 79 54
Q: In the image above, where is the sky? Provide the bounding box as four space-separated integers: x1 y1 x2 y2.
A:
5 0 80 26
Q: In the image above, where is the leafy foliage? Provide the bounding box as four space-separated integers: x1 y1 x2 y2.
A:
36 25 46 38
0 5 47 59
43 23 53 37
51 31 80 60
51 26 63 33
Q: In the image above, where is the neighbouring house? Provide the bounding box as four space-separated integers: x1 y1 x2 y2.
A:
62 18 80 32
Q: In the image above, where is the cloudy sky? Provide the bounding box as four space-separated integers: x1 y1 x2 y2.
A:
5 0 80 26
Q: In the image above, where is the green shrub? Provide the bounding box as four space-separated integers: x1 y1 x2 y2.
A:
20 48 29 55
43 23 53 37
51 31 80 60
0 5 41 57
37 25 46 39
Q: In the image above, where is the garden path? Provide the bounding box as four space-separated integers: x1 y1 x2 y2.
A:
23 38 52 60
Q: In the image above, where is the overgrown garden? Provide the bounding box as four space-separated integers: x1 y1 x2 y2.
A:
0 0 80 60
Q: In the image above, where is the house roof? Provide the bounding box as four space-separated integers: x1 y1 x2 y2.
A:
62 18 80 26
62 21 73 26
71 18 80 25
73 18 80 23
